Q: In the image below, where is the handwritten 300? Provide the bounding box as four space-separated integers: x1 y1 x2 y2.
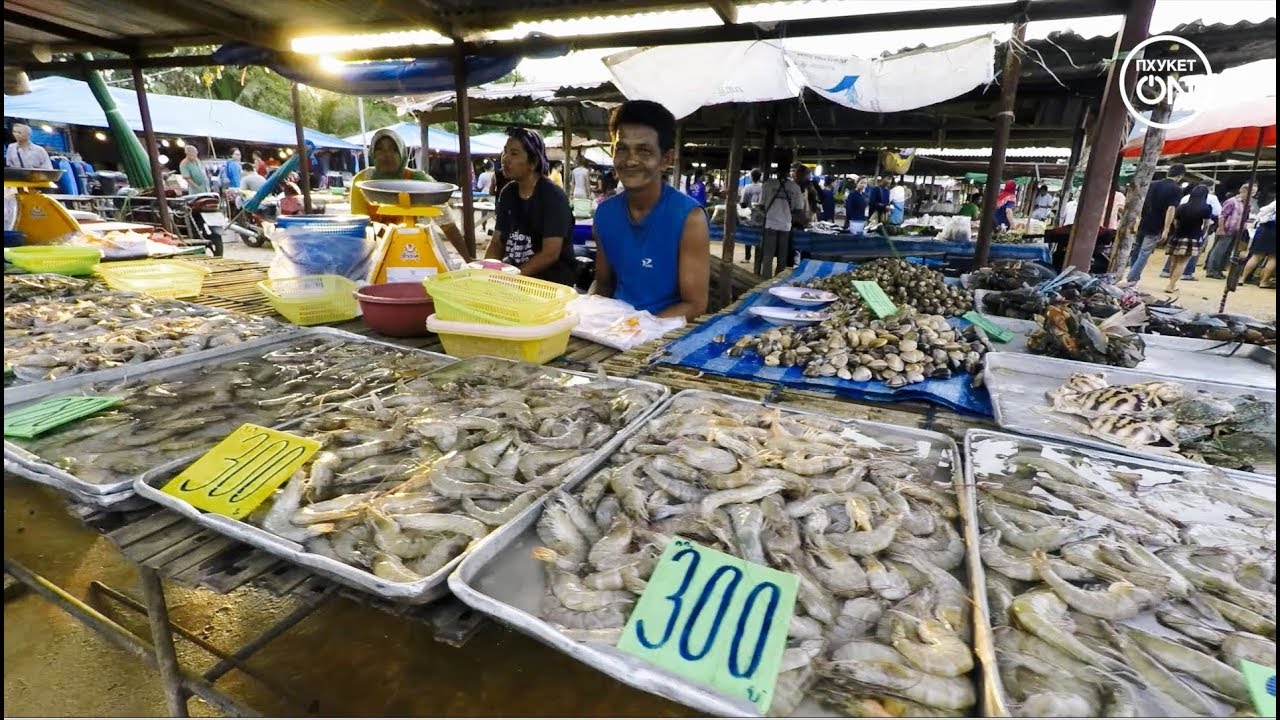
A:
634 543 782 680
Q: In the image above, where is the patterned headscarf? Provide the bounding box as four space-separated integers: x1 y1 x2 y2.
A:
505 126 549 175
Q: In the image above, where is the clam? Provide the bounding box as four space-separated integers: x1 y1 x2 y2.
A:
899 339 918 352
885 354 905 372
765 352 782 366
851 366 873 382
906 371 926 384
900 349 925 364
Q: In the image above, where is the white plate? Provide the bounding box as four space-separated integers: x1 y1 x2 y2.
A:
768 285 837 307
748 306 829 326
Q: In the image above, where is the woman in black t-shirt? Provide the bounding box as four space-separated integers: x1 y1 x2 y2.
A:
485 128 579 287
1165 184 1213 294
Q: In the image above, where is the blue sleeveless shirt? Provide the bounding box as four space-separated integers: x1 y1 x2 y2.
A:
595 185 698 315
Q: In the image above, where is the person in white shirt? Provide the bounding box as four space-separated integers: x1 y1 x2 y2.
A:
1240 198 1276 288
476 162 496 196
757 161 804 277
5 123 53 170
570 156 591 200
239 163 267 192
1062 194 1079 226
1030 185 1054 220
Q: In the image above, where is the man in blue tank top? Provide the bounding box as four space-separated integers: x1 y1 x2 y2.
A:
593 101 710 321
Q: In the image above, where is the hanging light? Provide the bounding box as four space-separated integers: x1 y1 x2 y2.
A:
278 149 288 158
161 139 170 147
94 131 107 141
39 124 53 133
175 138 186 147
158 154 169 165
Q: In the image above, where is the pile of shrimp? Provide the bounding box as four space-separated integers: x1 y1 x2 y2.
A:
975 433 1275 717
532 393 978 716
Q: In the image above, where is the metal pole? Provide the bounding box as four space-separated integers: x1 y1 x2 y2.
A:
131 60 172 233
2 558 254 718
290 82 313 214
720 106 748 308
975 21 1027 267
356 96 367 170
671 121 684 188
418 113 431 173
1065 0 1157 271
1220 131 1265 312
563 111 573 196
452 41 476 259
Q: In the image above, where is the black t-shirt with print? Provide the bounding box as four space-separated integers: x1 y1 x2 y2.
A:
495 176 578 287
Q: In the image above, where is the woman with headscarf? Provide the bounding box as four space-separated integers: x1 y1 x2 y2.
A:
1164 184 1213 294
484 127 578 287
994 180 1017 229
350 128 471 260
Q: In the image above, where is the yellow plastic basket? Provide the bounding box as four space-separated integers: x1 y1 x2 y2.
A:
4 246 102 276
426 313 577 364
258 275 360 326
422 269 576 326
94 260 210 298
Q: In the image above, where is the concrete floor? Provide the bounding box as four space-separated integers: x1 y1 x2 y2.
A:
3 479 692 717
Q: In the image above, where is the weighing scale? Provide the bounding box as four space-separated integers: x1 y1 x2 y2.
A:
358 180 464 284
5 169 80 244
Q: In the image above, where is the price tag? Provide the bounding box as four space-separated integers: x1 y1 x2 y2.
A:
4 396 121 439
962 311 1015 343
1240 660 1276 718
161 424 320 519
850 281 897 318
617 537 798 713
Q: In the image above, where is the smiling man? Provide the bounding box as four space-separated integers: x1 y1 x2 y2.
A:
592 100 710 321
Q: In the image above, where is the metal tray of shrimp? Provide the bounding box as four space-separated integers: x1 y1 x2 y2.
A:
132 357 670 604
961 429 1276 718
3 328 456 507
449 389 982 718
983 352 1276 478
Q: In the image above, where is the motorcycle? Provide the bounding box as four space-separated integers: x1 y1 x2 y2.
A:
228 195 278 248
181 193 226 257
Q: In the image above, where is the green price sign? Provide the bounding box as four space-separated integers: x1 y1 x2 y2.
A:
617 537 798 713
850 281 897 318
962 311 1014 343
1240 660 1276 717
4 396 121 439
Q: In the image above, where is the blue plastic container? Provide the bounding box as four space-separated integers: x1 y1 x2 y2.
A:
4 230 25 248
271 215 374 281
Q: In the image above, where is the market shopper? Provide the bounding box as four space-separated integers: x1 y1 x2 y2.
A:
1030 184 1054 221
1162 180 1221 280
755 163 805 276
6 123 52 170
1239 198 1277 288
1206 183 1254 278
179 145 210 195
819 177 836 222
688 172 708 207
740 169 764 263
571 156 591 200
843 177 868 234
593 100 709 320
223 148 243 193
350 128 471 261
868 176 891 223
993 180 1017 229
484 127 578 287
1164 184 1214 294
1122 164 1186 286
958 193 981 220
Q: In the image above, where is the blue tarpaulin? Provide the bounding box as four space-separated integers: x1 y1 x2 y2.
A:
656 259 995 417
3 76 360 150
342 122 506 155
709 225 1053 263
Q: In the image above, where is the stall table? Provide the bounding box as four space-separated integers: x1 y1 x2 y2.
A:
708 224 1053 263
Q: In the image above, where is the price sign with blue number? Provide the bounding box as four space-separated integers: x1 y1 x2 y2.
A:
617 537 798 713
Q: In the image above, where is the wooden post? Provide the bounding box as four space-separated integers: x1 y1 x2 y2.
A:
418 113 431 174
720 107 748 308
562 110 573 196
975 21 1027 268
671 121 684 188
1056 105 1091 223
1109 100 1171 273
452 41 476 259
291 82 313 214
1065 0 1156 271
131 61 172 233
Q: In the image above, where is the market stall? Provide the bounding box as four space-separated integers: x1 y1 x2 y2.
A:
708 224 1053 264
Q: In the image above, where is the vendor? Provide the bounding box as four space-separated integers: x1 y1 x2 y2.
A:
484 127 579 287
994 180 1017 229
593 100 710 321
350 128 471 261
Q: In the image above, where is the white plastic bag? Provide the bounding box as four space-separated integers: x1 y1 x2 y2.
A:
940 215 972 242
566 295 685 351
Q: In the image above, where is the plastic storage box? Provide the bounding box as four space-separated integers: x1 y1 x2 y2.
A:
426 313 577 364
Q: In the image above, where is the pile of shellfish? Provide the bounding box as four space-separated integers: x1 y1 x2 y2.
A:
729 305 994 387
807 259 972 318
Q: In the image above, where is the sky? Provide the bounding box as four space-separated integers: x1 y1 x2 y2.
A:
513 0 1278 91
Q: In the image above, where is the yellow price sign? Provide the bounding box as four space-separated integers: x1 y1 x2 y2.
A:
162 424 320 519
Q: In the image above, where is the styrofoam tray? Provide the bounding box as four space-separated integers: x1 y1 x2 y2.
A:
448 389 977 717
134 357 670 604
4 328 455 505
983 351 1276 477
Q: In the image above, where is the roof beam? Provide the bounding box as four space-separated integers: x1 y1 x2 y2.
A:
3 8 137 54
123 0 287 51
332 0 1128 60
708 0 737 25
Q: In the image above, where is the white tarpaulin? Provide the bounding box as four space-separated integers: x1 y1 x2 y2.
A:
603 34 995 119
604 41 797 119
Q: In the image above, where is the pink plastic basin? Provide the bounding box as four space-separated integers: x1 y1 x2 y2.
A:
354 282 436 337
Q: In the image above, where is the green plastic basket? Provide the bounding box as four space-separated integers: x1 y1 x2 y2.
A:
3 246 102 276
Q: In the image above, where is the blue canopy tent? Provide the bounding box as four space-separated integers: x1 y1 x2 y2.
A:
3 76 359 150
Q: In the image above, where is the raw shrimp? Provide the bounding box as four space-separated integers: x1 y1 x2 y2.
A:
1031 548 1153 620
823 660 976 711
889 612 973 677
826 514 902 556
